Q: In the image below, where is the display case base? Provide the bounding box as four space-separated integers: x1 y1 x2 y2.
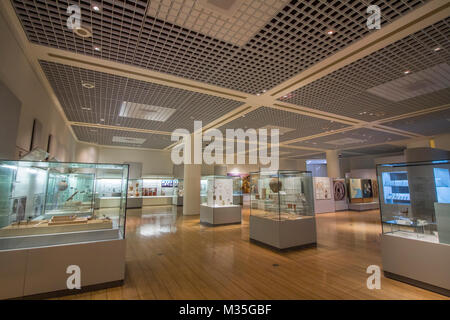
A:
250 215 316 250
143 197 172 206
127 197 143 209
348 202 379 211
0 238 125 299
200 204 241 225
174 196 183 206
381 234 450 295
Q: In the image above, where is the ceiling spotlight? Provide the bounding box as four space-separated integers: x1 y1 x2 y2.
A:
92 5 101 12
81 81 95 89
262 90 267 93
94 46 101 52
256 93 261 96
433 47 441 52
404 70 411 75
100 118 105 122
73 25 93 38
326 30 335 35
81 107 91 111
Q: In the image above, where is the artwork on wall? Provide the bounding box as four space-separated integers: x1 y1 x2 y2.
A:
241 175 250 194
350 179 363 199
362 179 373 198
333 179 346 201
372 180 379 199
314 177 331 200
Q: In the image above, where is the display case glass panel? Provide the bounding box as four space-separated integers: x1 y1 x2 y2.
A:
250 170 314 221
201 175 238 207
377 160 450 244
142 176 175 197
173 179 183 197
0 160 128 250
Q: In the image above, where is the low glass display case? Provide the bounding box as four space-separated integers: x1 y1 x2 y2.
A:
0 160 129 299
377 160 450 295
249 170 316 249
0 160 128 250
200 175 241 225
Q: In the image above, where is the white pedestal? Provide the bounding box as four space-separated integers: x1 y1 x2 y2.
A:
381 234 450 296
0 238 125 299
200 204 241 225
250 215 316 249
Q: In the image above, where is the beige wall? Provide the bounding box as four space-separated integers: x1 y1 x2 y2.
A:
0 12 76 162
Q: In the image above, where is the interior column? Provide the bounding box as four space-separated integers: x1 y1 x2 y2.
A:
183 164 201 215
326 150 341 178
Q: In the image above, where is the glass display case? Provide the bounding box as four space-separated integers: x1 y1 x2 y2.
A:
128 179 143 198
250 170 314 220
249 170 316 249
172 179 183 206
200 175 241 225
0 160 128 250
377 160 450 295
0 160 129 299
231 176 243 205
377 160 450 244
142 176 174 205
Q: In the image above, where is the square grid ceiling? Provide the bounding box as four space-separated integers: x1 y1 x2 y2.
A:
11 0 428 94
288 128 408 150
381 108 450 136
279 147 324 159
280 18 450 121
40 60 244 132
72 125 174 149
218 107 349 143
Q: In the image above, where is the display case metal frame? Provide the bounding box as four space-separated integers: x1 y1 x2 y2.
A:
377 159 450 296
249 170 316 249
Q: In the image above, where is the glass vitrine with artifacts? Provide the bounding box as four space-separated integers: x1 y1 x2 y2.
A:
172 179 184 206
127 179 143 198
377 160 450 244
200 175 241 225
250 170 314 220
249 170 316 249
0 160 128 250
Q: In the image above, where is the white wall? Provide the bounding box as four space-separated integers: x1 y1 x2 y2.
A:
0 12 76 161
434 133 450 151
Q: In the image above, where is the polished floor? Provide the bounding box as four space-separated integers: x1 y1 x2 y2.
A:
61 203 448 300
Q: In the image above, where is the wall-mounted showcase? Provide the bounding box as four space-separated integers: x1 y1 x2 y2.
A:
141 176 174 206
377 160 450 296
249 170 316 249
200 175 241 225
0 160 128 299
172 179 183 206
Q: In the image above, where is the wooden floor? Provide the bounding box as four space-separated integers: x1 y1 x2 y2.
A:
59 204 448 300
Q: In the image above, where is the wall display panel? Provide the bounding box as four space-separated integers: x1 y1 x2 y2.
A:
0 160 128 250
314 177 331 200
349 179 363 199
434 168 450 203
142 177 175 197
362 179 373 199
333 179 346 201
381 171 411 205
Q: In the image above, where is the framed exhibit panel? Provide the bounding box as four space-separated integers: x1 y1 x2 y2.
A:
313 177 334 214
141 176 175 206
0 160 129 299
249 170 316 249
348 178 379 211
377 160 450 296
333 179 348 211
200 175 241 225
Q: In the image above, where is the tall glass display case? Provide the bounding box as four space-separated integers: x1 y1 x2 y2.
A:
200 175 241 225
377 160 450 295
172 179 183 206
231 176 243 205
249 170 316 249
0 160 128 299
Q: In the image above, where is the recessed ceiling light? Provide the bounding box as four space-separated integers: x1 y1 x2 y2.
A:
100 118 105 122
326 30 335 35
404 70 411 75
92 4 101 12
434 47 441 52
81 107 91 111
94 46 101 52
262 90 267 93
256 93 260 96
81 81 95 89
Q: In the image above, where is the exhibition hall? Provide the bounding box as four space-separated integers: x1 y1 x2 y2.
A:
0 0 449 302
